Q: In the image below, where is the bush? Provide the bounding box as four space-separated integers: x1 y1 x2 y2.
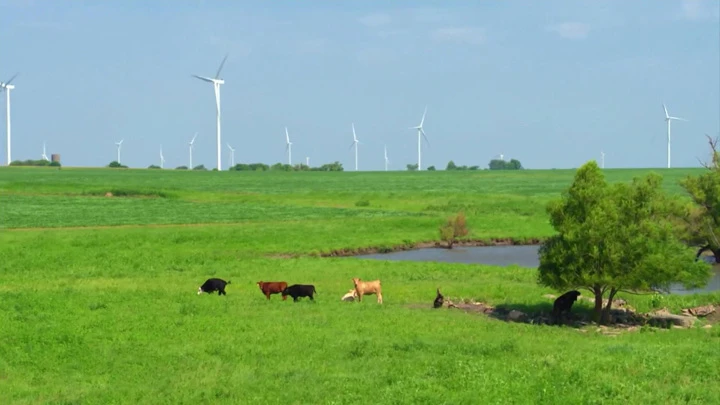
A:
439 212 469 249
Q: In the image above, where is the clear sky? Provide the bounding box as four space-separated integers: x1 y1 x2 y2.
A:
0 0 718 170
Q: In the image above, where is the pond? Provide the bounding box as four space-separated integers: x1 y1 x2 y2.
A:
355 245 720 296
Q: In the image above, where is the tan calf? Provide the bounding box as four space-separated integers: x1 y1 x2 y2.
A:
352 277 383 304
341 289 358 302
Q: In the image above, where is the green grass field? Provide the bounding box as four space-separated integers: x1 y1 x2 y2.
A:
1 166 719 404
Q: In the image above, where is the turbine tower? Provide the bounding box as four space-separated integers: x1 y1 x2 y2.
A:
193 54 228 171
285 127 292 165
0 73 18 166
115 139 124 164
160 145 165 169
600 150 605 169
663 103 687 169
409 106 429 170
384 145 389 172
41 142 49 161
188 132 198 169
306 157 309 167
350 123 360 171
227 143 235 168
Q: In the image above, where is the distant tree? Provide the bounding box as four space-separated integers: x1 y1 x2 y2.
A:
406 163 418 171
446 160 457 170
538 161 711 324
316 161 344 171
49 161 61 167
175 165 188 170
294 163 310 171
679 135 720 263
439 212 469 249
468 165 479 170
488 158 523 170
427 165 436 171
10 159 55 167
148 165 160 169
192 164 207 171
108 161 128 168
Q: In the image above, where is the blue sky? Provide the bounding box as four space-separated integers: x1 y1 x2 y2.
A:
0 0 718 170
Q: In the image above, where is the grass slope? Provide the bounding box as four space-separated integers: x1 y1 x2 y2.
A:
0 167 718 404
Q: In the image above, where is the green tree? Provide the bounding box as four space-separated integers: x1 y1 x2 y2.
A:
446 160 457 170
107 161 127 168
148 165 160 169
406 163 418 171
439 212 469 249
538 161 711 324
427 165 436 171
679 135 720 263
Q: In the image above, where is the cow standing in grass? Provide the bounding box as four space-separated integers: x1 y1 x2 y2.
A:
282 284 317 302
257 281 288 300
197 278 231 296
352 277 383 304
552 290 581 322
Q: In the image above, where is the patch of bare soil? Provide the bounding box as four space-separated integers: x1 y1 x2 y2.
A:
419 295 718 335
274 237 544 259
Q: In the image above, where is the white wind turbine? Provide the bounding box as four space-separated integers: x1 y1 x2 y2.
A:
306 157 309 167
285 127 292 165
192 54 228 171
160 145 165 169
227 143 235 168
115 139 124 164
663 103 687 169
384 144 389 171
409 106 429 170
600 150 605 169
350 123 360 171
0 73 18 166
188 132 198 169
41 142 49 161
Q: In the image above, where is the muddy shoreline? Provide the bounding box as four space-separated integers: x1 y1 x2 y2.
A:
269 237 545 259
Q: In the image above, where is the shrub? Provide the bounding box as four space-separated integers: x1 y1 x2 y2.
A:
439 212 469 249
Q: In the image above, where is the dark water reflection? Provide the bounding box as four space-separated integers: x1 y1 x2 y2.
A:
356 245 720 296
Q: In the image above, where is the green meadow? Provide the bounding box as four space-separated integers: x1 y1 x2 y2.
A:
1 167 719 404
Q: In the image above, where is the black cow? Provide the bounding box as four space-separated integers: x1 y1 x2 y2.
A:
197 278 231 296
553 290 581 320
433 288 444 309
282 284 317 302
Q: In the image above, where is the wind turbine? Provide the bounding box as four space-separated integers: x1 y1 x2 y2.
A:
160 145 165 169
115 139 124 164
494 153 504 161
285 127 292 165
227 143 235 168
384 145 389 171
0 73 18 166
188 132 198 169
192 54 228 171
663 103 687 169
350 123 360 171
306 157 309 167
41 142 49 161
409 106 429 170
600 150 605 169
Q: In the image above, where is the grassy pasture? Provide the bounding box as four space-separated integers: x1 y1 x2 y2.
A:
1 166 719 404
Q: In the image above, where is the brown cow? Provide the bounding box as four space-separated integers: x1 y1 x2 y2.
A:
257 281 288 300
352 277 383 304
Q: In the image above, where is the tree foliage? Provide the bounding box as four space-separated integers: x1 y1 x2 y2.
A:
538 161 711 324
488 159 523 170
107 161 128 168
10 159 60 167
679 134 720 262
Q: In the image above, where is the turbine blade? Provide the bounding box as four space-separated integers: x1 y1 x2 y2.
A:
193 74 215 83
215 54 229 79
670 116 688 121
421 129 430 146
285 127 290 143
4 73 18 86
349 142 355 150
352 123 357 141
662 103 669 119
419 105 427 127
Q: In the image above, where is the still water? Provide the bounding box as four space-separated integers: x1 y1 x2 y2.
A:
356 245 720 295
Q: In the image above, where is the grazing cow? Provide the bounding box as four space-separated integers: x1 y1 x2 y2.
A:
553 290 582 320
197 278 231 296
433 288 444 308
341 289 358 302
352 277 383 304
281 284 317 302
257 281 288 300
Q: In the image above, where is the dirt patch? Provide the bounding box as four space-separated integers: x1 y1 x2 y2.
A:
267 237 544 259
417 297 719 334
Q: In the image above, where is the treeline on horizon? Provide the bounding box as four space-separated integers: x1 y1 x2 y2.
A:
8 158 524 171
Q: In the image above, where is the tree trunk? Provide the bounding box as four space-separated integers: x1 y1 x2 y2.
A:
447 239 454 249
713 248 720 264
601 287 619 325
592 285 603 324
